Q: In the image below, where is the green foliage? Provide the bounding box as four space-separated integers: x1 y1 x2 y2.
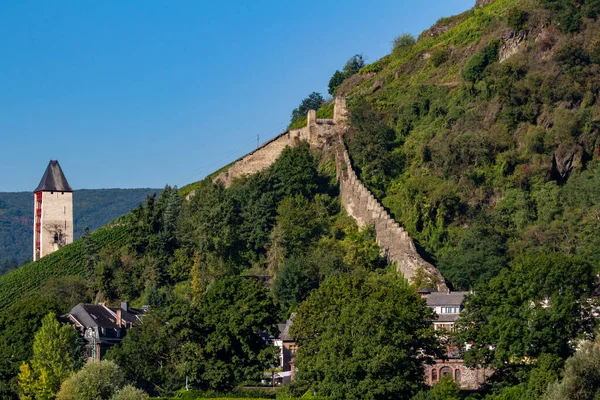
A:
109 277 280 396
291 274 437 400
111 385 150 400
56 360 125 400
506 8 529 30
429 48 450 67
18 313 83 399
553 42 590 75
413 376 461 400
461 39 500 83
345 98 398 196
457 253 595 368
328 55 365 96
289 93 324 127
392 33 416 55
328 70 345 96
543 338 600 400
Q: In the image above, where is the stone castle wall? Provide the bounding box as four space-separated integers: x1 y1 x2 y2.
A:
209 96 446 289
213 108 337 187
336 143 447 290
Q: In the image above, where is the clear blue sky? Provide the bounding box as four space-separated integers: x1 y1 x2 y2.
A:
0 0 474 192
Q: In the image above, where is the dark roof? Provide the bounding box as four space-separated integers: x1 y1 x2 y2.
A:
107 306 145 325
34 160 73 192
68 303 147 329
425 291 469 307
278 313 295 341
69 304 118 329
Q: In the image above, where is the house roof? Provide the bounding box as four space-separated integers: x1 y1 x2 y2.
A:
69 304 118 329
68 303 146 329
278 313 295 341
425 291 469 307
34 160 73 192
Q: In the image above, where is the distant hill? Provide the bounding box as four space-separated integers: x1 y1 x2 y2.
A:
0 188 160 271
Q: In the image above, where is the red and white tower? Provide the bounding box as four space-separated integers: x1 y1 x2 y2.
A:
33 160 74 261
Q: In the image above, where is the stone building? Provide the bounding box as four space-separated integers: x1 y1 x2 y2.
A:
33 160 74 261
420 289 492 390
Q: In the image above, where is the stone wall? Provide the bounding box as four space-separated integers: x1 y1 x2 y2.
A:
209 96 447 289
336 142 447 291
424 359 492 390
213 112 337 187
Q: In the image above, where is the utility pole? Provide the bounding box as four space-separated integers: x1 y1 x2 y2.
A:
257 134 260 149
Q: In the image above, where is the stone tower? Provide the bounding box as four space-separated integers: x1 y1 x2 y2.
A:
33 160 74 261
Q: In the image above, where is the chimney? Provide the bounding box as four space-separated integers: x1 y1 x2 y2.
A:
116 309 122 327
121 302 128 312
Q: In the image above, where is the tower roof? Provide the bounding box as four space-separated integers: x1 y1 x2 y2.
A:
34 160 73 192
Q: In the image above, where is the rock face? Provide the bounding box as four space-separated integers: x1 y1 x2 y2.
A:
210 97 447 290
499 30 528 63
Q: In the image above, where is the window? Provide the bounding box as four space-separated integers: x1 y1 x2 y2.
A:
441 307 460 314
431 368 438 383
440 367 452 378
455 369 461 382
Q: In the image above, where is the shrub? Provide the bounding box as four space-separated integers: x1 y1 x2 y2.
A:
590 40 600 64
461 39 500 83
506 8 529 30
392 33 416 55
430 48 449 67
554 42 590 74
111 385 149 400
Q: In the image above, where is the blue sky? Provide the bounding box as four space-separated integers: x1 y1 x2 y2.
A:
0 0 474 192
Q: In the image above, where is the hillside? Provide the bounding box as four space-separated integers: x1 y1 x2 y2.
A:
2 0 600 398
0 188 160 270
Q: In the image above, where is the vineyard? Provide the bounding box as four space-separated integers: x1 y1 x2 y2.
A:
0 224 129 311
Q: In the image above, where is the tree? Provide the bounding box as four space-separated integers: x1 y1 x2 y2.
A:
328 55 365 96
457 253 595 369
342 54 365 76
328 70 346 96
413 376 461 400
543 338 600 400
109 277 280 394
18 313 83 399
392 33 415 55
290 274 437 399
273 254 321 309
110 385 149 400
290 92 324 126
56 360 125 400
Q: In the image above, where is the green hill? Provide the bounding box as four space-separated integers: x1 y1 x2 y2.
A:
0 188 160 270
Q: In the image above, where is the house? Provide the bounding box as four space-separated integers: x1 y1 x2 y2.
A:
66 302 147 361
424 290 468 332
420 289 492 390
273 314 297 383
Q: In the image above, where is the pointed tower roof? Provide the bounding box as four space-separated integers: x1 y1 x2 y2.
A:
34 160 73 192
